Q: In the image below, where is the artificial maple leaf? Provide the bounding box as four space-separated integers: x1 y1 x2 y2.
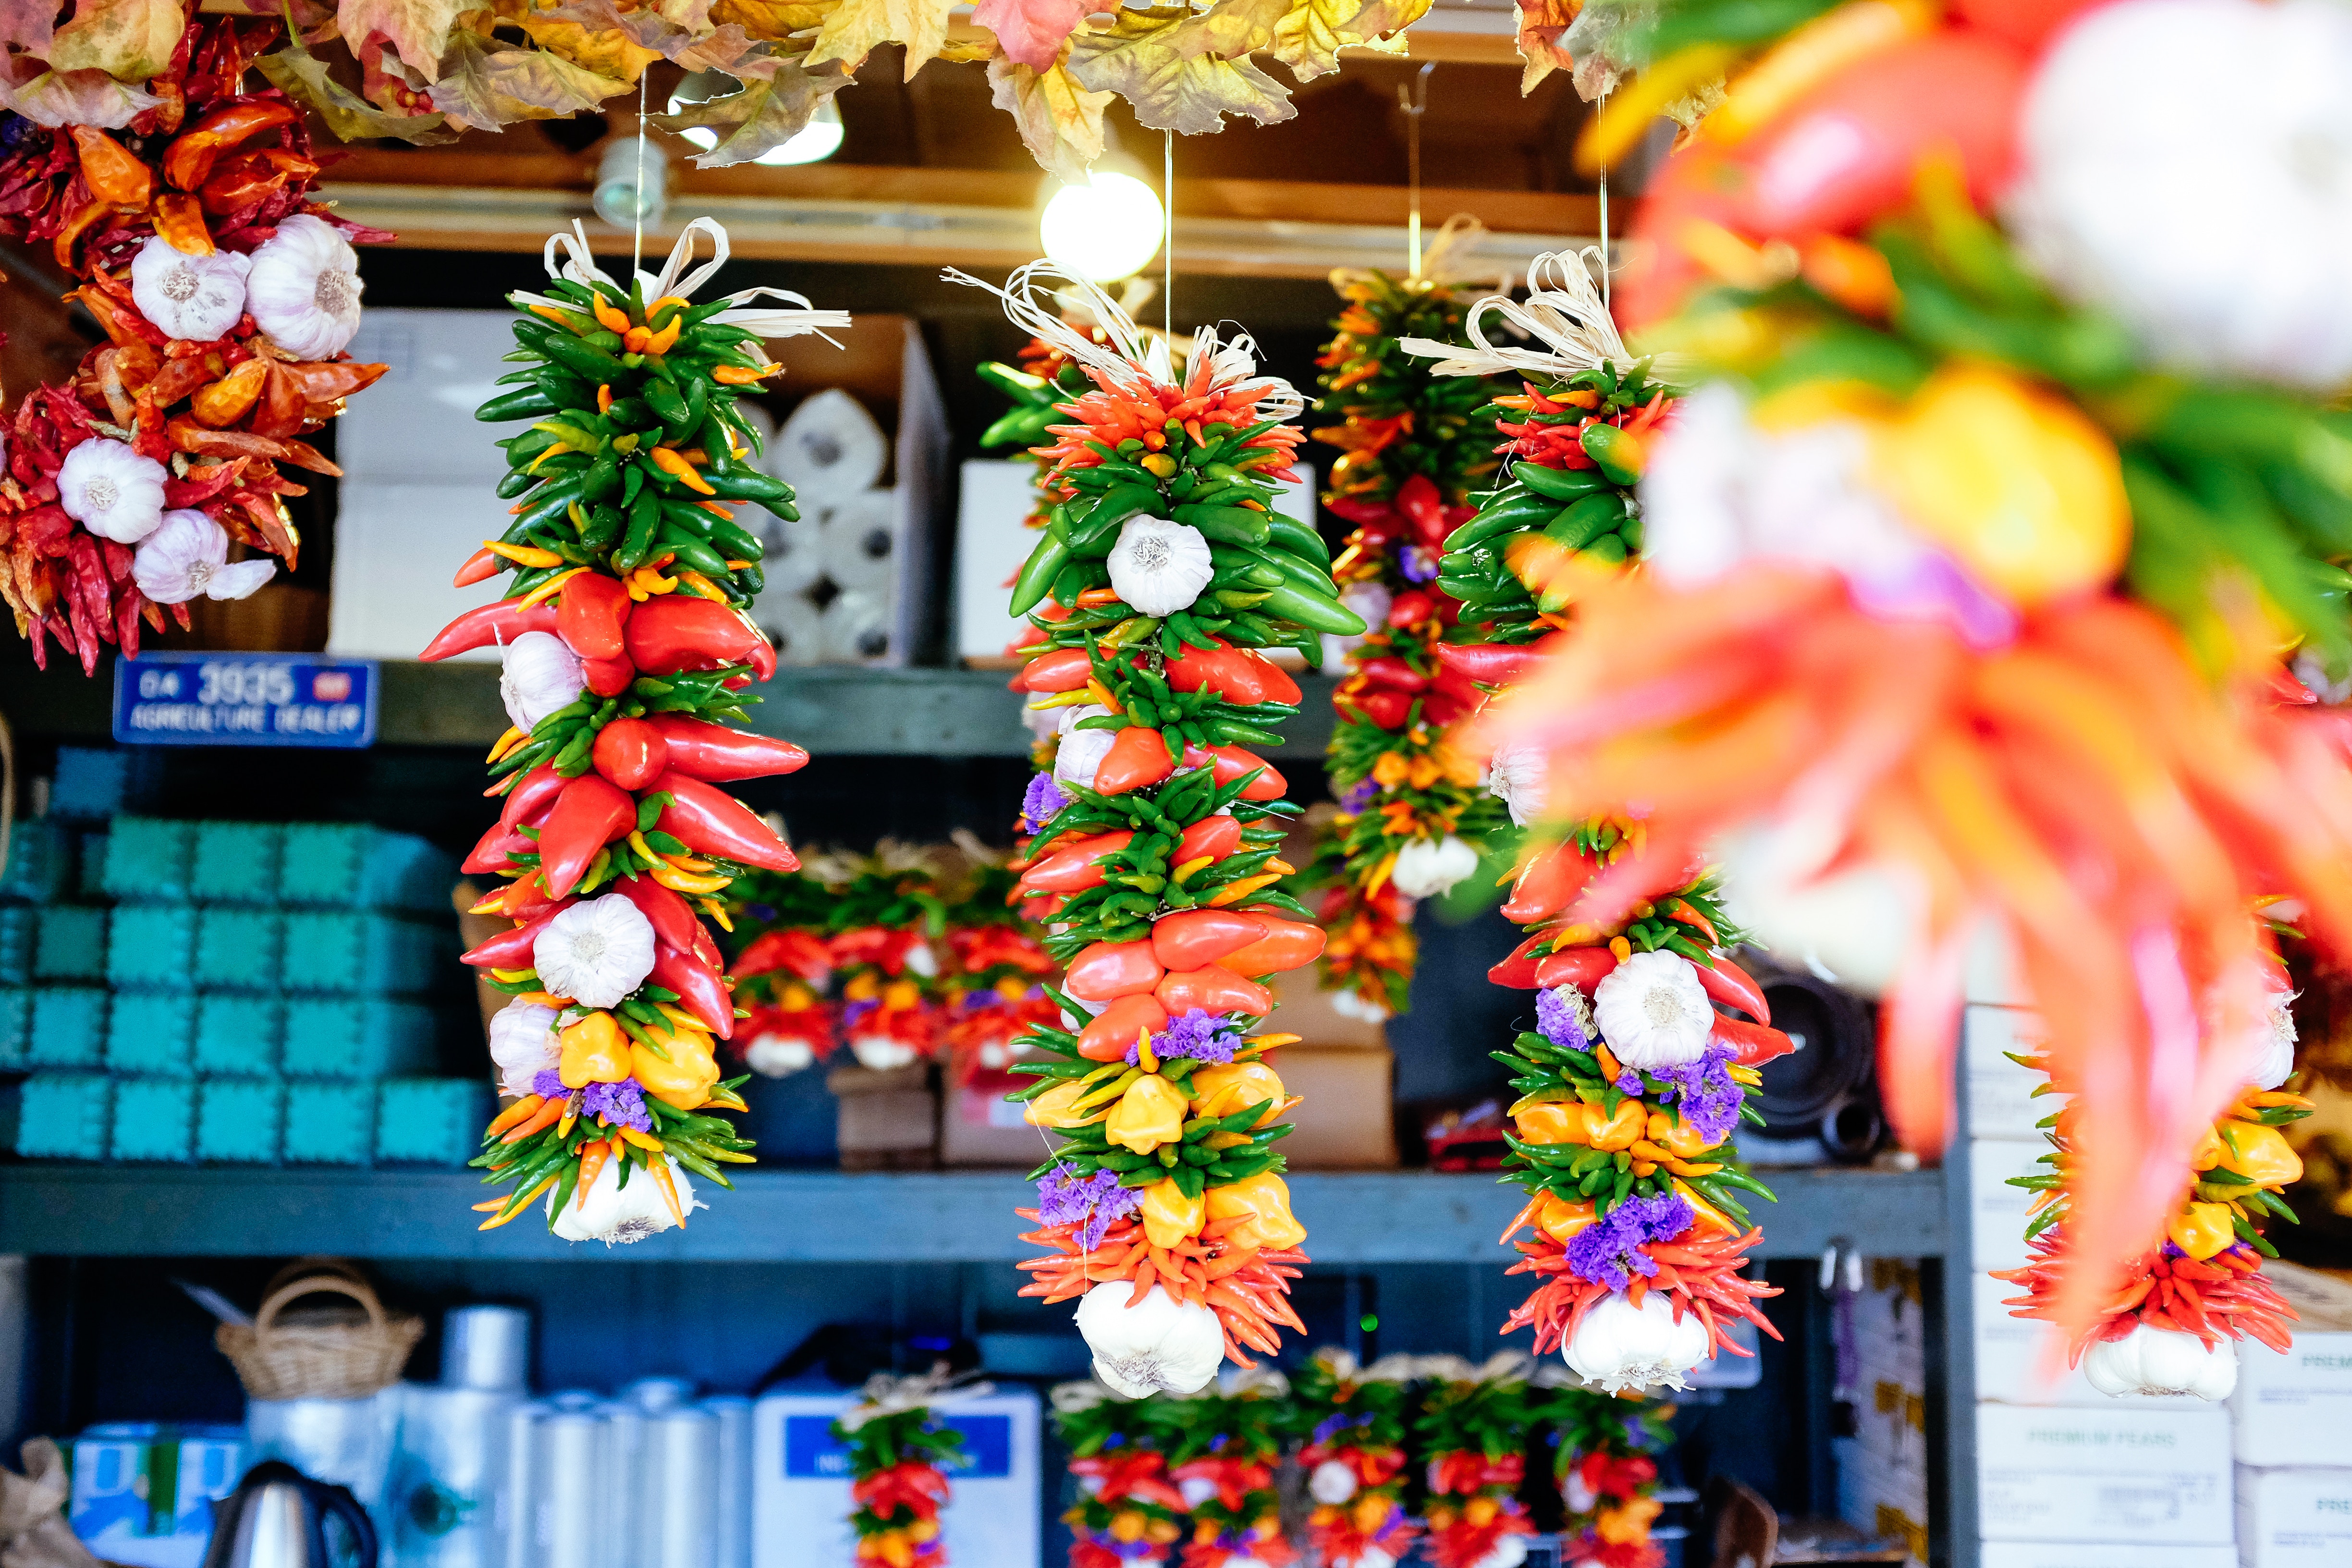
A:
1065 3 1298 136
647 56 849 166
0 60 157 126
338 0 472 82
0 0 55 55
256 25 457 142
988 45 1108 184
1271 0 1431 81
708 0 837 38
540 0 775 74
43 0 184 80
971 0 1088 71
1513 0 1578 95
428 30 631 127
804 0 959 80
517 16 667 83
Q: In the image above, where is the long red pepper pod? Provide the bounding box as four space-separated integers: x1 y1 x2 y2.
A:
607 871 702 953
421 600 562 661
626 596 778 680
649 772 799 871
643 715 809 781
651 945 735 1039
539 774 637 899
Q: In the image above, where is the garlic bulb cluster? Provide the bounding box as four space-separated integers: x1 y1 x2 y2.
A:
2080 1323 2239 1401
486 999 562 1097
1563 1291 1712 1394
551 1152 701 1245
131 511 276 604
531 895 657 1010
56 438 168 544
1388 834 1478 899
1073 1280 1224 1398
743 1032 816 1077
245 214 366 360
130 237 250 343
1591 951 1716 1070
1106 517 1213 616
500 630 586 731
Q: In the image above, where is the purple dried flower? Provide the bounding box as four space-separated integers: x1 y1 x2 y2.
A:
582 1077 652 1133
1338 779 1379 814
1563 1190 1695 1292
1401 546 1438 584
1651 1041 1742 1143
841 997 880 1029
1036 1164 1139 1251
531 1068 566 1098
1535 984 1592 1053
1127 1007 1242 1066
1615 1070 1643 1094
1021 773 1071 832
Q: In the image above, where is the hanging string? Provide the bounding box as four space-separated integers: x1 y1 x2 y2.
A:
1596 89 1610 309
1162 130 1175 342
634 74 649 276
1401 62 1434 279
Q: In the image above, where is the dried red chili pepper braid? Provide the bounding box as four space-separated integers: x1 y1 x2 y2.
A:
441 220 843 1241
950 261 1362 1392
0 14 392 674
1308 267 1509 1018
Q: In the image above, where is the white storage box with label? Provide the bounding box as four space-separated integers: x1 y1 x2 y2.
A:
752 1388 1037 1568
1964 1004 2054 1141
1976 1403 2233 1544
69 1423 247 1568
2235 1466 2352 1568
1971 1272 2179 1408
1980 1545 2236 1568
1970 1134 2045 1274
2232 1262 2352 1468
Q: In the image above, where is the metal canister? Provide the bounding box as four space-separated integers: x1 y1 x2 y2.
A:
641 1408 717 1568
531 1410 603 1568
701 1396 753 1568
440 1308 531 1394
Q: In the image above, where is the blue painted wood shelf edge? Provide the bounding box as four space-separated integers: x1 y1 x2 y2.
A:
0 1165 1944 1262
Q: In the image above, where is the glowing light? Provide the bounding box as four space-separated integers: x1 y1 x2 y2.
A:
670 96 844 167
1039 172 1165 284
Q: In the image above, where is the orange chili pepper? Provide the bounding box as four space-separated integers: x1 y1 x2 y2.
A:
597 384 612 414
151 193 215 256
189 358 269 426
649 447 715 495
712 363 781 385
484 1095 546 1137
499 1095 567 1144
51 200 110 271
68 127 154 208
591 297 632 334
573 1138 612 1205
162 101 297 192
646 316 683 355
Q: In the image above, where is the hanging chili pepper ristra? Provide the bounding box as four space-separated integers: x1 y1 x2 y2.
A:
438 219 846 1242
1540 1374 1673 1568
1167 1368 1295 1568
1308 243 1510 1020
1053 1382 1192 1568
835 1369 992 1568
952 261 1362 1396
725 867 841 1077
1411 1353 1538 1568
941 858 1062 1082
1289 1350 1419 1568
1400 253 1790 1391
0 14 391 674
1992 922 2310 1399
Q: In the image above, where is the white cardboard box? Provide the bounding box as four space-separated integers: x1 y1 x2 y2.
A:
1977 1403 2234 1544
752 1389 1037 1568
2235 1465 2352 1568
1980 1546 2236 1568
2231 1262 2352 1468
1970 1136 2046 1274
1963 1004 2057 1141
1971 1271 2179 1408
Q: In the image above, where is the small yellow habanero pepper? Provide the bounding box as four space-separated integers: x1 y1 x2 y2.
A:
1139 1178 1205 1248
1647 1109 1716 1159
1188 1061 1287 1127
1204 1171 1308 1250
1513 1100 1582 1145
2216 1122 2303 1188
1106 1074 1188 1155
2168 1199 2238 1261
1672 1178 1744 1237
1023 1079 1102 1129
558 1012 632 1088
632 1032 718 1109
1535 1192 1598 1244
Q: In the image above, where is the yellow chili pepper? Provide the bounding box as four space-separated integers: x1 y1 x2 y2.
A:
676 571 731 603
649 446 716 495
1024 1079 1108 1129
490 966 536 984
486 726 527 764
559 1011 633 1088
515 566 588 610
1672 1178 1743 1237
2217 1122 2303 1188
479 1171 561 1229
646 315 684 355
1206 874 1283 907
1105 1075 1188 1155
647 1157 688 1228
696 896 733 932
713 362 781 385
484 539 563 568
650 862 731 895
1202 1172 1306 1250
617 1125 666 1153
1169 855 1214 886
1139 1178 1205 1248
1085 678 1123 715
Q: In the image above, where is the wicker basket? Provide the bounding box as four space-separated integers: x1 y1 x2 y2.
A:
215 1259 423 1401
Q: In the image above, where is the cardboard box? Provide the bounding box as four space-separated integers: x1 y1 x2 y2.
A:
1268 968 1387 1051
2235 1465 2352 1568
1976 1403 2234 1545
1964 1005 2057 1141
1979 1547 2236 1568
939 1065 1054 1169
2231 1262 2352 1467
827 1064 937 1170
1972 1271 2186 1409
753 1389 1037 1568
1266 1045 1398 1169
1970 1136 2046 1274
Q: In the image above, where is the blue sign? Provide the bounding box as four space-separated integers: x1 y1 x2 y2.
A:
114 653 378 748
783 1414 1012 1481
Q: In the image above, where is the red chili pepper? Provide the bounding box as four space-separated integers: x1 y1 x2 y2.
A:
459 903 575 968
462 820 532 876
1694 957 1770 1025
580 653 636 698
1213 916 1326 978
1534 945 1619 991
1188 746 1286 801
1011 647 1093 693
1164 644 1302 706
1173 816 1241 866
651 944 735 1039
558 572 633 661
649 772 798 871
498 762 568 833
1954 0 2105 49
1388 590 1435 629
453 548 500 588
1064 940 1164 1002
643 715 809 782
420 600 561 661
1354 655 1427 693
592 717 668 791
1092 727 1176 796
1155 968 1272 1018
1338 687 1412 729
1714 1014 1795 1067
732 929 833 983
1501 841 1601 925
1150 909 1268 972
162 100 298 191
495 872 563 924
607 871 700 954
1489 933 1547 989
539 774 638 899
1016 831 1134 897
625 595 777 681
1435 643 1537 688
1077 994 1170 1062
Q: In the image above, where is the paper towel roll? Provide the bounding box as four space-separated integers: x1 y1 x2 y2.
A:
701 1397 753 1568
751 506 824 598
441 1306 529 1393
533 1410 603 1568
821 589 895 664
770 388 887 502
752 591 825 668
642 1408 719 1568
599 1403 643 1568
818 489 897 592
501 1402 544 1568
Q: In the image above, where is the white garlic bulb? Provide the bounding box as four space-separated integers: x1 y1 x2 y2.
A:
2081 1322 2239 1401
1592 951 1717 1069
245 214 364 359
129 236 250 343
1107 517 1214 617
1389 834 1478 899
1074 1281 1224 1398
1563 1290 1712 1394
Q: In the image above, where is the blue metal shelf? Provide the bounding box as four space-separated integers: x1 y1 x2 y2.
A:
0 1165 1943 1262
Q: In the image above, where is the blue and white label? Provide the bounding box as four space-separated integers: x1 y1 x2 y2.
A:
781 1414 1013 1481
114 653 378 748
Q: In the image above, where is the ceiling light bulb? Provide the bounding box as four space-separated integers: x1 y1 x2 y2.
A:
1040 172 1165 284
